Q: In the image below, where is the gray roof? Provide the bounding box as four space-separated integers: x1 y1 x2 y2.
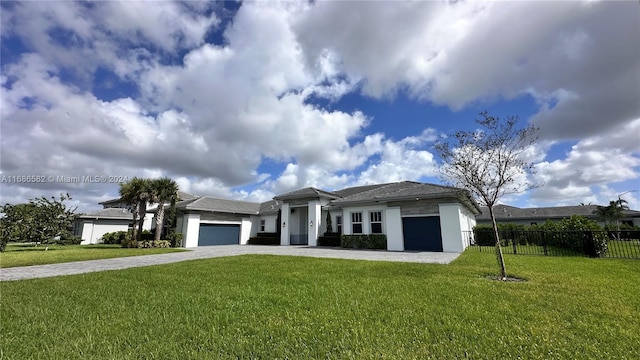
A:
273 187 340 200
331 181 465 204
259 200 281 215
176 191 199 201
332 184 388 198
477 204 640 221
99 190 199 205
79 208 133 220
176 196 261 215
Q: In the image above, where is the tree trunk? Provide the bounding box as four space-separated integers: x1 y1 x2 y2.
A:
154 203 165 243
131 203 139 243
137 201 147 241
488 205 507 280
167 198 177 237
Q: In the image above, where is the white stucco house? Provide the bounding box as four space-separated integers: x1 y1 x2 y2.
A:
75 208 135 245
75 191 198 244
176 181 481 252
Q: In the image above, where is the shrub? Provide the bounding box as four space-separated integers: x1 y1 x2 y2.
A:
341 234 387 250
256 232 278 238
318 233 341 247
167 232 183 247
122 239 170 248
57 234 83 245
248 235 280 245
100 231 129 245
138 240 170 248
140 230 154 241
0 238 7 252
473 217 608 257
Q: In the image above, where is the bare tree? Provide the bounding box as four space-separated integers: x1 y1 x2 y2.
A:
435 111 540 280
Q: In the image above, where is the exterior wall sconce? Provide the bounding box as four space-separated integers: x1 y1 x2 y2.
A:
309 221 313 227
282 222 286 228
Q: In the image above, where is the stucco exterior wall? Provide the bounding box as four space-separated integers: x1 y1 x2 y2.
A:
438 203 468 252
394 199 441 216
280 203 290 245
257 215 278 233
182 213 201 248
386 207 404 251
79 219 131 245
341 205 388 235
240 217 252 244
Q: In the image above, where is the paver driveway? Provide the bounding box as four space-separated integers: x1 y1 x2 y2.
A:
0 245 461 281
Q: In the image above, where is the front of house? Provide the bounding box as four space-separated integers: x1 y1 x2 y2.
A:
176 181 481 252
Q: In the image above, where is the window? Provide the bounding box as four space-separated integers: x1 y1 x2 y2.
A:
370 211 383 233
260 219 266 232
336 215 343 234
351 212 362 234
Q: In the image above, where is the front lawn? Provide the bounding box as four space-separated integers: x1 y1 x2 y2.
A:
0 243 186 268
1 252 638 359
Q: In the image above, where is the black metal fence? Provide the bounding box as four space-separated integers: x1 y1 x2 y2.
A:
463 230 640 259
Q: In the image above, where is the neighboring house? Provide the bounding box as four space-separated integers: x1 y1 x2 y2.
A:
476 204 640 227
177 181 481 252
75 208 133 245
76 191 199 244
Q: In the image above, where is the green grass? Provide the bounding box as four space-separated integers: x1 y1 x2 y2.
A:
1 252 638 359
0 243 186 268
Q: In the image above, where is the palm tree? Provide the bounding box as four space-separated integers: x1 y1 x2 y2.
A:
149 177 179 243
594 199 629 240
136 179 153 241
119 177 149 242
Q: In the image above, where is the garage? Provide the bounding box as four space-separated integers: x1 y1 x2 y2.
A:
198 224 240 246
402 216 443 252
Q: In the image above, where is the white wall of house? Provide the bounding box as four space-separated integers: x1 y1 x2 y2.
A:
386 207 404 251
257 215 278 233
341 205 388 235
280 203 290 245
458 206 477 248
308 200 321 247
438 203 470 252
79 219 131 245
240 217 252 244
182 213 201 248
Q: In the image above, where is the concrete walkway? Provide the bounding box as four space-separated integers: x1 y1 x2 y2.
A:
0 245 461 282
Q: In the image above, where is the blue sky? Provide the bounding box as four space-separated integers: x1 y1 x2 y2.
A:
1 0 639 212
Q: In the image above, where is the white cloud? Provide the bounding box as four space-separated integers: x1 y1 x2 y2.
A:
529 119 640 205
1 1 638 212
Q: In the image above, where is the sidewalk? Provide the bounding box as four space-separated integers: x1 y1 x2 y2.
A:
0 245 461 281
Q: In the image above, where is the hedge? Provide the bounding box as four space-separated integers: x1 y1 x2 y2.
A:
473 217 609 257
318 233 341 247
248 232 279 245
341 234 387 250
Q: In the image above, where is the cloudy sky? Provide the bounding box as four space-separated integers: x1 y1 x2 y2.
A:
1 0 639 212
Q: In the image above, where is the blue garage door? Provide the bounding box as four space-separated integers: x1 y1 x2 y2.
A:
402 216 443 252
198 224 240 246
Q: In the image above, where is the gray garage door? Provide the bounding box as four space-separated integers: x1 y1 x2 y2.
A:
402 216 443 252
198 224 240 246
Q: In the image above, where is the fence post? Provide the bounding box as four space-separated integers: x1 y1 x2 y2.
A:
542 231 548 256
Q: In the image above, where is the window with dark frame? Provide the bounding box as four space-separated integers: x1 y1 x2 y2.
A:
260 219 266 232
351 212 362 234
336 215 343 234
370 211 383 233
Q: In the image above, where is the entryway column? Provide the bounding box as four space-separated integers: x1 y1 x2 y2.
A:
280 203 290 245
308 200 321 247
